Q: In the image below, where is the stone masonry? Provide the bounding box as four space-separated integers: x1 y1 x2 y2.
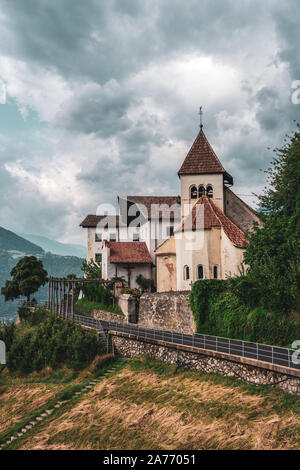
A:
111 332 300 396
138 291 195 333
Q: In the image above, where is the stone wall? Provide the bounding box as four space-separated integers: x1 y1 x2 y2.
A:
138 291 196 334
111 333 300 396
92 309 125 323
118 294 138 323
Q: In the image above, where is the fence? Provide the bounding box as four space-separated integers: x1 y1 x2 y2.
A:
66 313 300 372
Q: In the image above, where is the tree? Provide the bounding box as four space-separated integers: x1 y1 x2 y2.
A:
1 256 48 302
243 125 300 312
81 259 102 279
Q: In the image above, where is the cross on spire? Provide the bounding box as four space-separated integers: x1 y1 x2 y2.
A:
199 106 203 129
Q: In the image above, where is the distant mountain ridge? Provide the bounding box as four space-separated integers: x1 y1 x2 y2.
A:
0 226 84 320
17 232 86 258
0 226 43 255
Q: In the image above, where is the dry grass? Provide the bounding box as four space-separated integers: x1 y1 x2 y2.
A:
13 359 300 450
0 382 64 435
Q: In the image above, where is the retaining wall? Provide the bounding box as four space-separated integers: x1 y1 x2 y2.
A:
110 331 300 396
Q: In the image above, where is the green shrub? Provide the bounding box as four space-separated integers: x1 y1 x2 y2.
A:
80 282 114 305
189 281 300 346
5 307 105 373
189 280 226 330
75 298 123 316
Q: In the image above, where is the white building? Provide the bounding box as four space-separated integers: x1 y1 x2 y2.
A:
80 124 260 291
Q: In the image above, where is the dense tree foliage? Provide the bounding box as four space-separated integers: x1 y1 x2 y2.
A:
243 125 300 312
0 307 104 373
1 256 48 302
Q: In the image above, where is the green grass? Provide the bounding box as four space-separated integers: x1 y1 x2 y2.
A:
75 298 123 316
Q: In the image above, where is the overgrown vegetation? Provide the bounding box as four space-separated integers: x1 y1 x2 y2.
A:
190 127 300 346
0 306 105 373
75 298 123 316
190 280 300 346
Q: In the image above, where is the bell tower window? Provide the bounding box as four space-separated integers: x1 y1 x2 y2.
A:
190 186 197 199
198 185 205 198
207 185 213 198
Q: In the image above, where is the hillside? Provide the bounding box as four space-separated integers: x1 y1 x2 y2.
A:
18 232 86 258
1 357 299 450
0 226 43 255
0 226 84 320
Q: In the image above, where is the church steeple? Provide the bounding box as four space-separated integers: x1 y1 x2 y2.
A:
178 128 233 185
178 125 232 214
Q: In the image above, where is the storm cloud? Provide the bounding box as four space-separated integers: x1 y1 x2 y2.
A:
0 0 299 243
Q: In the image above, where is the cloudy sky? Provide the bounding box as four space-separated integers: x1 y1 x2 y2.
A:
0 0 299 245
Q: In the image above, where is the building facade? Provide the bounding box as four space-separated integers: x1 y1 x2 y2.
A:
80 125 260 291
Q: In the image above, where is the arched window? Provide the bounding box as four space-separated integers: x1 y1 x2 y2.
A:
197 264 204 279
190 186 197 199
213 265 218 279
198 185 205 198
183 265 190 280
206 185 213 198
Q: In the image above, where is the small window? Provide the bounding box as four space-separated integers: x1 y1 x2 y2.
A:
133 233 139 242
213 265 218 279
95 253 102 263
207 185 213 198
198 185 205 198
197 264 204 279
95 233 102 242
183 265 190 280
109 233 117 242
190 186 197 199
167 226 174 237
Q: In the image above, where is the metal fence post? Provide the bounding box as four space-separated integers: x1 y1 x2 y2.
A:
256 343 259 360
229 339 231 355
216 336 218 352
204 335 206 349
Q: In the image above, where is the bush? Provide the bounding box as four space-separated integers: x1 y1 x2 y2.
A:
5 307 105 373
75 298 123 316
189 280 300 346
189 280 226 330
80 282 114 305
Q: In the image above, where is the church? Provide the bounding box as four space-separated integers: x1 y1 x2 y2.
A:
80 122 260 291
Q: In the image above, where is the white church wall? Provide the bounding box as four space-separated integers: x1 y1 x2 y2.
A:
180 173 224 214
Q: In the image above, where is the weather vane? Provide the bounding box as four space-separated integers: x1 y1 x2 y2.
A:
199 106 203 129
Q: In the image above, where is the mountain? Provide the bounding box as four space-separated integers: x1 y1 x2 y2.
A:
0 226 44 255
0 226 84 321
17 232 86 258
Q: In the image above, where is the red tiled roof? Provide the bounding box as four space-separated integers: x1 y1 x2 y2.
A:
108 242 152 264
178 129 233 183
177 196 247 248
125 196 181 220
80 215 120 228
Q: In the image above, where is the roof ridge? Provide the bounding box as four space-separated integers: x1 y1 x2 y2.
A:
205 196 246 247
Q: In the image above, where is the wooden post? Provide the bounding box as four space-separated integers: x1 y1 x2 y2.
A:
48 278 51 310
72 281 74 320
51 278 54 313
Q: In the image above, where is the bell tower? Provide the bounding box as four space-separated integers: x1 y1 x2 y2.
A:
178 119 233 218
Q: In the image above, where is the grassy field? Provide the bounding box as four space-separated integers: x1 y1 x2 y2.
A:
1 357 299 450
